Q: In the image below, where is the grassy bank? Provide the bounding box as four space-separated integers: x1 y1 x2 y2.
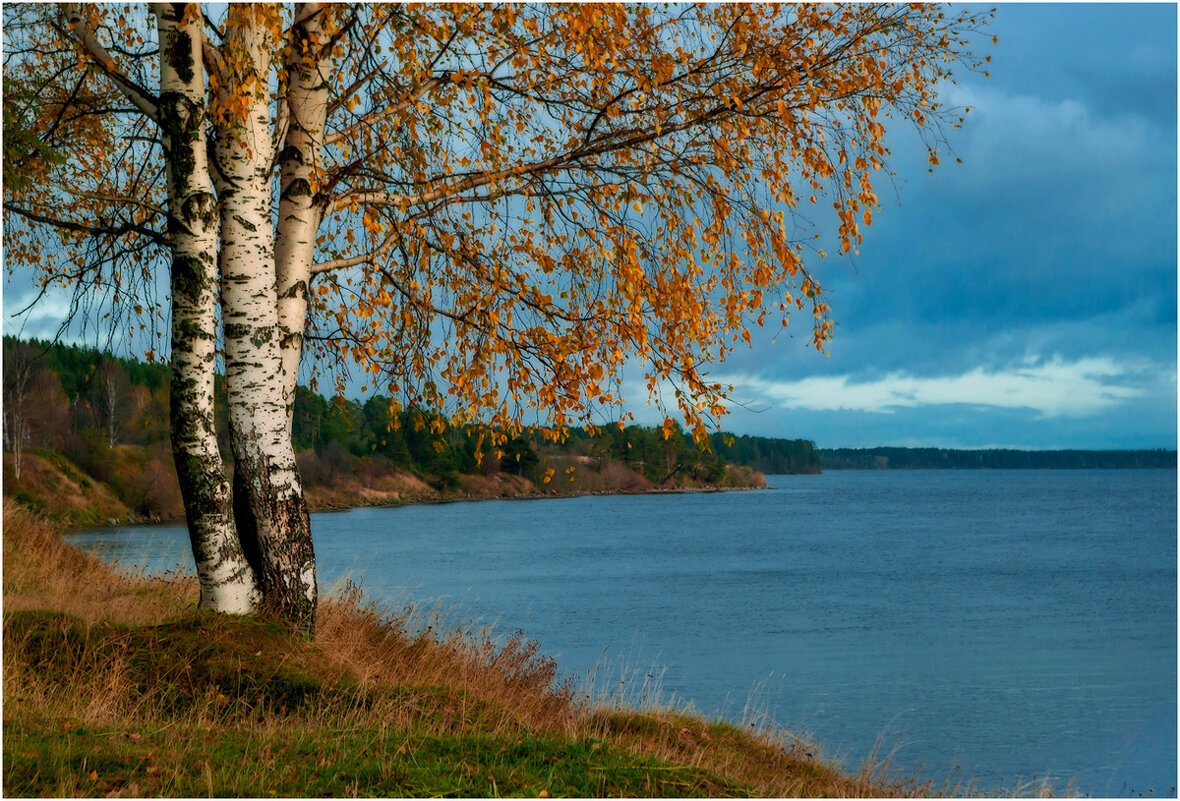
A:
4 500 925 798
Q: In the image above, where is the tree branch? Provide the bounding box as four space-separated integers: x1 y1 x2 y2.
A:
4 201 168 247
201 30 225 89
326 59 386 116
329 72 785 216
310 227 402 275
71 190 167 218
324 76 445 146
61 3 158 123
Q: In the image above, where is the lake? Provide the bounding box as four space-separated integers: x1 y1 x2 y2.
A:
67 469 1177 796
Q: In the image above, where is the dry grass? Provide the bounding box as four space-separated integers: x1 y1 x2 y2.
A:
457 471 537 499
601 460 655 492
4 453 133 526
2 499 994 797
302 467 444 510
2 501 193 627
722 464 767 489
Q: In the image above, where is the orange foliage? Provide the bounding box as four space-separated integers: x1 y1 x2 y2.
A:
3 3 991 446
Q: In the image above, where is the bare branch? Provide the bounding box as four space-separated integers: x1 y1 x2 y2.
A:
71 190 167 218
4 201 169 247
331 111 687 212
326 59 386 116
324 76 445 147
310 228 402 275
61 3 158 123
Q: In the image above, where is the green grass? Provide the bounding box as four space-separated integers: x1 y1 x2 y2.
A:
4 717 751 798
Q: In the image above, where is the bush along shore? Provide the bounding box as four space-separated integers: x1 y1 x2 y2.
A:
3 499 940 798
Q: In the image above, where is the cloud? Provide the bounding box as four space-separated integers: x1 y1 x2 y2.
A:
4 288 74 338
986 4 1177 131
717 356 1167 419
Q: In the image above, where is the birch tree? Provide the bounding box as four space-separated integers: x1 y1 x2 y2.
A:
3 3 989 633
2 341 35 480
154 3 260 614
93 358 132 446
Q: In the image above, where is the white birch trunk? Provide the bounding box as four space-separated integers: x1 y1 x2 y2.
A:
275 3 329 430
154 2 259 614
4 357 32 481
214 10 317 633
98 363 122 447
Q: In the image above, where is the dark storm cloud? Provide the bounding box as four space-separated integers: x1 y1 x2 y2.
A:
707 4 1177 447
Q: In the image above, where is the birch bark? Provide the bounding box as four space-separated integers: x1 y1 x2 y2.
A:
275 3 329 429
213 7 317 633
154 2 258 614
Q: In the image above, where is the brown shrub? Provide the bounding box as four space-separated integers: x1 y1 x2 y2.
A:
601 461 653 492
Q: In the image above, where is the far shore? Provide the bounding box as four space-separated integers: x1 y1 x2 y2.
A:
73 475 770 532
6 449 767 532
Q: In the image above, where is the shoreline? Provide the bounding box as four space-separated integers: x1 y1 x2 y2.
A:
4 448 768 531
4 436 776 531
70 478 770 531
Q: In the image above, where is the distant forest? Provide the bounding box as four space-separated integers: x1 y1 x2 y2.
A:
818 447 1177 470
0 336 820 516
5 336 1167 512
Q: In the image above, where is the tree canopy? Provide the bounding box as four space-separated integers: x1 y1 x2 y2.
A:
5 3 990 441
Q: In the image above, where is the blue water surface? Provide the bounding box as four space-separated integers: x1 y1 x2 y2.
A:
68 469 1177 796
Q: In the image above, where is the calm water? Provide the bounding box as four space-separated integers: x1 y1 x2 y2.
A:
68 470 1177 796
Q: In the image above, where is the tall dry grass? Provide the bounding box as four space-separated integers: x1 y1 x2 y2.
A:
2 501 193 626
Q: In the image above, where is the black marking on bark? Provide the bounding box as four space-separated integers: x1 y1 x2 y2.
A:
250 328 274 349
282 279 308 299
171 362 252 608
168 193 216 238
282 177 312 201
278 145 304 164
176 317 205 342
172 255 203 301
183 193 217 226
232 466 264 583
230 436 316 635
223 322 251 340
232 214 257 232
159 91 203 182
168 27 195 85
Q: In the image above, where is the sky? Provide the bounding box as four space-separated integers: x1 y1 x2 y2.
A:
692 3 1178 449
4 4 1176 451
